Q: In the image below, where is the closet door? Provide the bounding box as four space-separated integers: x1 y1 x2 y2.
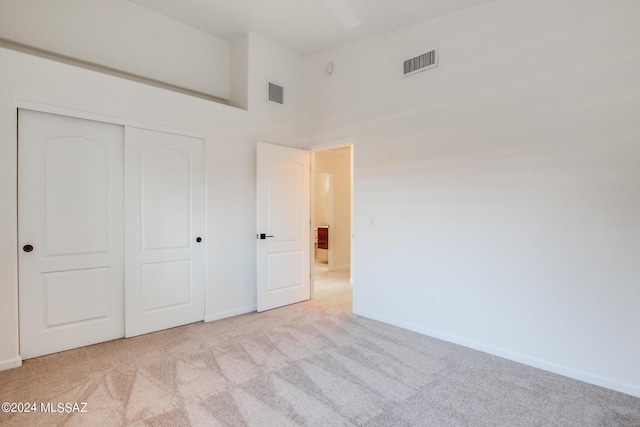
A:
124 127 205 337
18 110 125 359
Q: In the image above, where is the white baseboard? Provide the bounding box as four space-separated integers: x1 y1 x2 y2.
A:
353 309 640 399
205 305 257 323
0 356 22 372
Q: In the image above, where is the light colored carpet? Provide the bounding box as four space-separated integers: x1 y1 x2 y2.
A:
1 301 639 426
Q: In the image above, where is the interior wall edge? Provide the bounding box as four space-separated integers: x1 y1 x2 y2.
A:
0 37 228 105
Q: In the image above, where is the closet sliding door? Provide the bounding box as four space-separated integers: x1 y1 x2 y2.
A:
18 110 125 359
18 110 205 359
124 127 205 338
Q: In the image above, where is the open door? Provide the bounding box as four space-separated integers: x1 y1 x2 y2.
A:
257 142 310 312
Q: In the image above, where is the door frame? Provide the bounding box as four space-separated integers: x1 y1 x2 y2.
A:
309 138 355 302
16 100 205 140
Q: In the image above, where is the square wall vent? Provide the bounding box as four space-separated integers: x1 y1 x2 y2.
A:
403 48 438 77
268 82 284 105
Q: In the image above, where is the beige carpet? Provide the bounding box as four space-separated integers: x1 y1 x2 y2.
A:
1 301 639 426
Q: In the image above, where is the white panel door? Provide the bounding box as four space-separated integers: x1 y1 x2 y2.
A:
18 110 124 359
124 127 205 337
257 142 310 312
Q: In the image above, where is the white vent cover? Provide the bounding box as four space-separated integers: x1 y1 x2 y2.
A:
268 82 284 105
403 48 438 77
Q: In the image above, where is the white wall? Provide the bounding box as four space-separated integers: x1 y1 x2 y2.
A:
314 171 331 227
304 0 640 397
0 0 229 98
0 31 303 368
229 35 249 109
245 33 305 146
206 33 305 318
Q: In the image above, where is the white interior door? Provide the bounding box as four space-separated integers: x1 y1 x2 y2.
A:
124 127 205 337
257 142 310 312
18 110 125 359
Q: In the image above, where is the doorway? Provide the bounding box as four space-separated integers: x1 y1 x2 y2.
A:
311 145 353 312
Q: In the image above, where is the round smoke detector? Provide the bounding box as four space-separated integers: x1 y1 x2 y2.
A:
325 63 334 75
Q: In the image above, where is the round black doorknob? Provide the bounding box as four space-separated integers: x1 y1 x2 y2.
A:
196 237 202 243
23 244 34 252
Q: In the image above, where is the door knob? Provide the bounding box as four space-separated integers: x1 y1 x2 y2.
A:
23 244 34 252
196 237 202 243
258 234 275 240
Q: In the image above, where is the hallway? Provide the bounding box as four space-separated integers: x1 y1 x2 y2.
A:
313 261 352 312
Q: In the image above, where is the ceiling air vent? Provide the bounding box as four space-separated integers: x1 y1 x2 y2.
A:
403 48 438 77
268 82 284 105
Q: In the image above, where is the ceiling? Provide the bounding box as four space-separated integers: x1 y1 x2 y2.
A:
127 0 498 56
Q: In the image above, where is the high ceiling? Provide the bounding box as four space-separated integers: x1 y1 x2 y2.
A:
127 0 498 56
